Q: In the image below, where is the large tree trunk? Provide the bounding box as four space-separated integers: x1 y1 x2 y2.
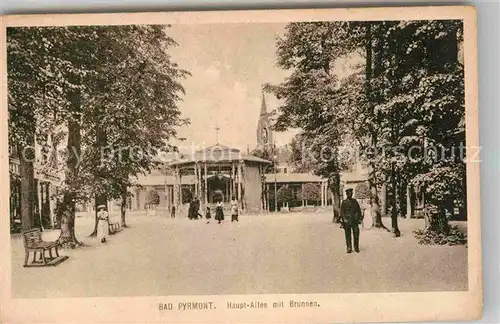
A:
390 166 401 237
397 179 407 218
380 181 387 217
406 184 413 218
32 179 42 229
425 203 450 235
89 108 108 236
364 22 388 232
19 145 35 232
121 189 128 228
57 192 81 248
330 174 341 223
57 89 83 248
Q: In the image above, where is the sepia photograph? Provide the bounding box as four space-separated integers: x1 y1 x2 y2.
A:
1 6 481 323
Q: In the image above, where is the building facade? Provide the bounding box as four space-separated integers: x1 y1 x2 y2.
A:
9 135 63 233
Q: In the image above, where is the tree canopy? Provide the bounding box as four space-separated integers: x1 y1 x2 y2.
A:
267 20 465 236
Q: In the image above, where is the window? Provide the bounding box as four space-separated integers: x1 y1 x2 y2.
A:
41 146 50 165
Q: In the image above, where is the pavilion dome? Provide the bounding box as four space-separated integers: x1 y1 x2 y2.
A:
169 143 271 166
195 144 241 155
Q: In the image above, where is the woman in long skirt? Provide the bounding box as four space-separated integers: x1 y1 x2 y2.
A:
97 205 109 243
215 200 224 224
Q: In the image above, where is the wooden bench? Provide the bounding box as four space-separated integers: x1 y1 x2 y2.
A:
108 221 121 235
22 228 69 267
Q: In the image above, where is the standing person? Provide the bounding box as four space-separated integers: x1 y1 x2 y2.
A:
188 200 194 220
230 196 239 222
171 205 176 218
340 188 362 253
97 205 109 243
205 206 211 224
194 198 202 220
215 200 224 224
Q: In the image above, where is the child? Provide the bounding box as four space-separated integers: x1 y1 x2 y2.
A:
205 206 211 224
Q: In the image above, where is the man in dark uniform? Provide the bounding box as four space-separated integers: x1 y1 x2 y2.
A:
340 188 362 253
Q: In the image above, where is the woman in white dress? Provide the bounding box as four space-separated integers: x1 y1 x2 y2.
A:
230 196 239 222
97 205 109 243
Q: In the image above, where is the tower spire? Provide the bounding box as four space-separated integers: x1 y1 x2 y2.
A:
260 93 267 116
214 125 220 144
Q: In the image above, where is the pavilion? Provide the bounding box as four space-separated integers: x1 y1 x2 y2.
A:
131 144 272 215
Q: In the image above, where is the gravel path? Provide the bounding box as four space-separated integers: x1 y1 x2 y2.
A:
10 212 468 298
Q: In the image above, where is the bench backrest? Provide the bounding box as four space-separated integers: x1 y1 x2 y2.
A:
22 228 43 248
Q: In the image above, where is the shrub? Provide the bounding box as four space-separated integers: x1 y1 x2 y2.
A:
354 182 370 199
298 183 321 202
276 185 293 204
182 188 193 204
145 188 160 206
413 225 467 246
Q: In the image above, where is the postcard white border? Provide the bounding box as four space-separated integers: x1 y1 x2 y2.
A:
0 6 481 323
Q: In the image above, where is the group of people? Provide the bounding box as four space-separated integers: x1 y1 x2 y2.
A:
96 190 360 251
187 196 240 224
187 198 202 220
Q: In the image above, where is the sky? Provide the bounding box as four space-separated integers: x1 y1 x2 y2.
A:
166 23 297 154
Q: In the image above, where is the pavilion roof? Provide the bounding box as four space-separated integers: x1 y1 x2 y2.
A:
169 144 272 166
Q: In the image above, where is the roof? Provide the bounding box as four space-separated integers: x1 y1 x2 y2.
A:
263 169 368 184
264 173 325 183
169 144 272 166
339 170 368 183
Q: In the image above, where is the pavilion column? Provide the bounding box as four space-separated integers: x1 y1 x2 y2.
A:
320 183 323 207
406 184 412 218
193 164 198 198
237 161 242 205
325 182 327 206
204 163 208 206
178 170 182 210
198 165 203 200
266 183 270 212
259 165 264 214
321 182 328 207
230 162 235 200
197 164 201 199
239 161 245 210
174 166 179 209
164 166 169 210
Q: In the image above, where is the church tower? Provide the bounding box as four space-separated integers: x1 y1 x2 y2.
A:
256 94 273 150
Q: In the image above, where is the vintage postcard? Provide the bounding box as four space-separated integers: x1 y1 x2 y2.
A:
0 5 481 323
